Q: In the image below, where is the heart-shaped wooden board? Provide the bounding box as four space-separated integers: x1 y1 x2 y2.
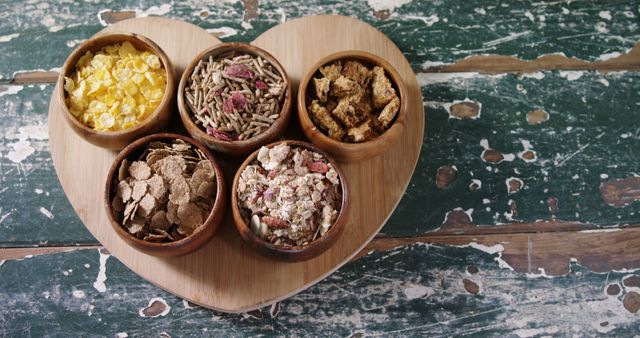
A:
48 15 424 312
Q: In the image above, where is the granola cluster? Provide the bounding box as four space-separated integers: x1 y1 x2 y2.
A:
307 60 400 142
237 144 342 247
185 52 286 141
111 139 216 242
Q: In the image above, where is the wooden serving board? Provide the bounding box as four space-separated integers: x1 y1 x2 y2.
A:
48 15 424 312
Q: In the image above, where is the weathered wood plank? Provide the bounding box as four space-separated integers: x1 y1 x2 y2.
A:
1 245 638 336
1 0 639 79
385 70 640 235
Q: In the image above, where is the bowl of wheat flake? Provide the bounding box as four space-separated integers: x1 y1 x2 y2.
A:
178 42 292 156
104 133 227 257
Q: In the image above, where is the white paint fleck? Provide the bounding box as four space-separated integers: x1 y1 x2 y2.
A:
599 78 610 87
84 264 90 268
366 0 412 12
483 31 532 47
403 284 433 300
183 299 196 309
599 51 622 61
598 11 612 21
139 4 172 17
480 139 489 150
524 10 535 22
513 326 560 337
48 25 64 33
139 297 171 317
115 333 128 338
93 250 109 293
0 33 20 42
405 14 440 27
562 7 570 15
474 8 486 15
72 290 85 299
469 179 482 190
417 72 480 86
600 173 609 179
241 20 253 30
39 207 54 219
66 39 86 48
572 174 580 180
483 198 491 204
503 153 516 162
275 7 286 23
0 85 23 97
624 11 635 18
421 60 449 68
559 71 584 81
579 228 620 234
526 267 553 279
595 21 609 33
519 72 545 80
206 27 238 38
42 291 50 299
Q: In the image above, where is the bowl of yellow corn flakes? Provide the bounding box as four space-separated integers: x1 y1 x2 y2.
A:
57 32 175 150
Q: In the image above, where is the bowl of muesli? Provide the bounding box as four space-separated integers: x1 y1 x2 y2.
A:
104 133 227 257
232 140 349 262
297 50 407 162
178 42 292 156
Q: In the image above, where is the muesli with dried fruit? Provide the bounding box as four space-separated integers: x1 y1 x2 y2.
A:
111 139 216 242
307 60 400 142
184 51 286 141
237 144 342 247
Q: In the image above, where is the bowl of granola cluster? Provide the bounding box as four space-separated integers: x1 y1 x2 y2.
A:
297 50 407 162
104 133 227 257
232 140 349 262
57 32 175 150
178 42 292 156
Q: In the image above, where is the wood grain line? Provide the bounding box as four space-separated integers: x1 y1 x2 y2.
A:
419 42 640 74
9 43 640 85
0 245 101 260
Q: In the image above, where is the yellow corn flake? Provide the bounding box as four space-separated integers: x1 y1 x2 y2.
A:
64 42 166 132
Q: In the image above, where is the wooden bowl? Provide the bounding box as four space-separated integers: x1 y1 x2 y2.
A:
297 50 408 162
104 133 227 257
177 42 292 156
231 140 350 262
57 32 175 150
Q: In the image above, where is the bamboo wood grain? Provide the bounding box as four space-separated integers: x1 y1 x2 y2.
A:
48 15 424 312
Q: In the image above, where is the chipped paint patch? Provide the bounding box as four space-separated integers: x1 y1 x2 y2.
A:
559 71 585 81
506 177 524 194
403 284 433 300
93 250 109 293
139 297 171 317
39 207 54 219
599 51 622 61
598 11 612 21
416 72 479 86
442 99 482 120
4 124 48 163
366 0 412 12
469 179 482 191
519 72 545 80
72 290 85 299
0 85 23 97
206 27 238 38
0 33 20 43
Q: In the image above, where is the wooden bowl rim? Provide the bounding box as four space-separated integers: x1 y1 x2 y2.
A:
104 132 227 252
231 140 350 256
297 50 408 150
56 32 175 138
177 42 293 150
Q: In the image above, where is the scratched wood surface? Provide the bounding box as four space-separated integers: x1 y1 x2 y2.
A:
1 0 640 336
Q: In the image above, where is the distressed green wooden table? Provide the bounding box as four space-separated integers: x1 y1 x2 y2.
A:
2 0 640 336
